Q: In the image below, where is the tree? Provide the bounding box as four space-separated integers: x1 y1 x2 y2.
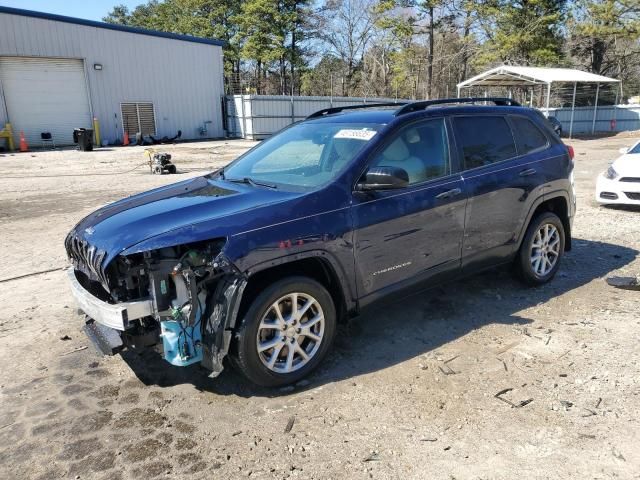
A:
283 0 314 95
569 0 640 79
234 0 309 94
103 0 640 101
314 0 379 95
300 55 347 95
477 0 567 66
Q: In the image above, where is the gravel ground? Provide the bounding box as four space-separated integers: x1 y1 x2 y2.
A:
0 134 639 480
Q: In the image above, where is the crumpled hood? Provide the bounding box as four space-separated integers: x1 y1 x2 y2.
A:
613 154 640 177
67 175 300 266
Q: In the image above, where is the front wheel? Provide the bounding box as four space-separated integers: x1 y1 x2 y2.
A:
516 212 565 286
231 277 336 387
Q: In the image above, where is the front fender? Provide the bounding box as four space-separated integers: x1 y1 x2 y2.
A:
246 249 357 312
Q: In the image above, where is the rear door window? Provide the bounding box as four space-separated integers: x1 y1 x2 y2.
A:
510 116 548 154
453 116 517 170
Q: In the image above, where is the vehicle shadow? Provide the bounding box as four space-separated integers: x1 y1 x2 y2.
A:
604 204 640 213
121 237 637 397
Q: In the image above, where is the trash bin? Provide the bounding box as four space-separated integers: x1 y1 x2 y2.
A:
73 128 94 151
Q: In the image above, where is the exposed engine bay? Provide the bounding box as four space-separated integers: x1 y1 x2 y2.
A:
66 236 246 376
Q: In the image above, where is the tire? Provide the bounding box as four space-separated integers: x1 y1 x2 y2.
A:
231 276 336 387
516 212 565 286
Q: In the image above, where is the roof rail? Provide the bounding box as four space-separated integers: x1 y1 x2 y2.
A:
306 102 406 119
395 97 521 116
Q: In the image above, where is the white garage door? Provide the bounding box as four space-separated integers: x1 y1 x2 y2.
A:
0 57 92 146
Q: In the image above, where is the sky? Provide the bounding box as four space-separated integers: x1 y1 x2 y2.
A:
0 0 142 22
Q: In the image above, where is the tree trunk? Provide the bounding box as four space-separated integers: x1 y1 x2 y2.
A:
256 60 262 94
428 6 434 99
280 56 286 95
291 27 296 96
461 9 471 84
591 37 606 74
346 60 353 96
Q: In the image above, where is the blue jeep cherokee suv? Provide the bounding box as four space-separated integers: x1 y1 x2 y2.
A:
66 98 576 386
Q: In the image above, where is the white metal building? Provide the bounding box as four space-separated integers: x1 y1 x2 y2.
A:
0 6 225 147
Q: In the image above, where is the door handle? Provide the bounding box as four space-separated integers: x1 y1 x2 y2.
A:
519 168 537 177
435 187 462 200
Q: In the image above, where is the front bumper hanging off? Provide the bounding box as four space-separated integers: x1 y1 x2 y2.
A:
66 267 153 331
67 265 247 377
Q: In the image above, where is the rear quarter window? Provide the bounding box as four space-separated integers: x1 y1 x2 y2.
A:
510 116 549 154
453 116 517 169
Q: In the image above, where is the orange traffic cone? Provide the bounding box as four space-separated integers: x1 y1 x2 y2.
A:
123 131 129 146
19 131 28 152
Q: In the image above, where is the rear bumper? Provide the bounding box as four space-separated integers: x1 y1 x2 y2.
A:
66 267 153 331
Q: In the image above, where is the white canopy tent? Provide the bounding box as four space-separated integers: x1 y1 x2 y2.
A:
456 66 621 137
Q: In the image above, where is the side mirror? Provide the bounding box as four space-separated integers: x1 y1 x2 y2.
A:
358 166 409 190
619 147 629 154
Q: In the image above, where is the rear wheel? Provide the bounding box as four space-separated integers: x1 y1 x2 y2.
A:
516 212 565 286
231 277 336 387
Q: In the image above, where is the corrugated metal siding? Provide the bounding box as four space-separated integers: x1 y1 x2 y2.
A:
543 105 640 134
0 11 224 145
227 95 640 139
226 95 408 139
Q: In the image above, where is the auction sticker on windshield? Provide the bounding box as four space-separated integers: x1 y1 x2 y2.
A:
334 129 377 141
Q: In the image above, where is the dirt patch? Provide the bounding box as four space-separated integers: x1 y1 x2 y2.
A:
156 431 173 446
61 383 91 396
132 461 173 478
120 392 140 404
67 451 117 475
31 421 65 437
85 368 111 379
175 437 197 451
186 460 208 474
70 411 113 435
57 437 102 460
94 384 120 399
123 438 163 463
114 408 166 430
172 419 196 435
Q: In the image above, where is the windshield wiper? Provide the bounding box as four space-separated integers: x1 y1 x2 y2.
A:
225 177 278 189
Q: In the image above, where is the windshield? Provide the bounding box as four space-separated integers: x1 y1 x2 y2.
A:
629 142 640 154
221 122 383 190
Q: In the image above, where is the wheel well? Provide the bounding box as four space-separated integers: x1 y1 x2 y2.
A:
237 257 348 325
529 196 571 251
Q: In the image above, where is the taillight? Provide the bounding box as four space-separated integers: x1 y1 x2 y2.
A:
567 145 575 160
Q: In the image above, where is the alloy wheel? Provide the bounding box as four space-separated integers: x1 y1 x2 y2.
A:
256 292 325 374
530 223 561 277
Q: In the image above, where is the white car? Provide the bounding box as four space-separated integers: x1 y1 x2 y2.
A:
596 140 640 205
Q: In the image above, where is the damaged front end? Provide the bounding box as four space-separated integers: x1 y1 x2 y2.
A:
66 235 246 377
